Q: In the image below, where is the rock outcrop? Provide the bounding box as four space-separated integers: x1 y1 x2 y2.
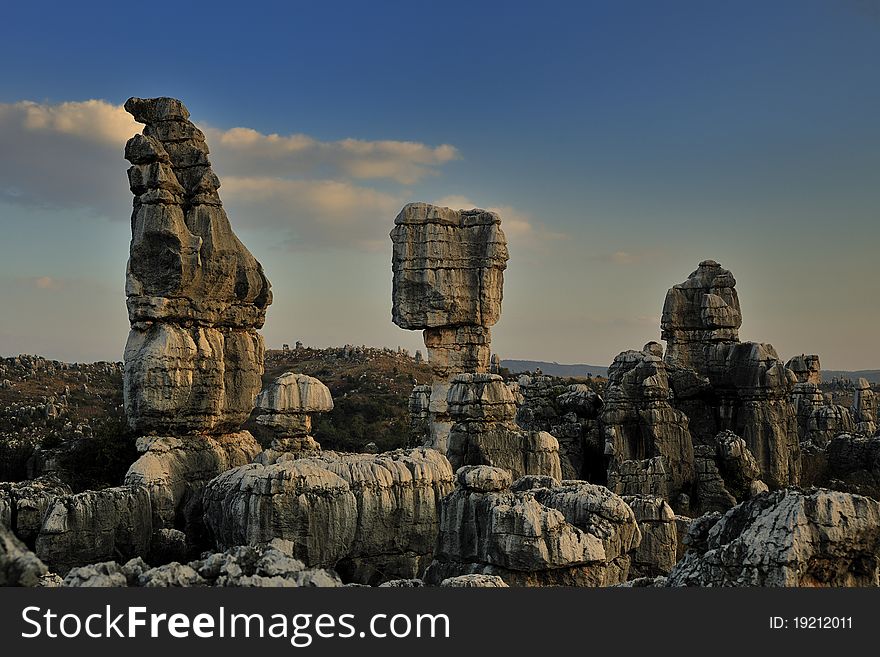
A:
391 203 509 454
124 431 261 529
424 466 640 586
622 495 678 577
661 261 800 488
123 96 271 435
446 373 562 481
1 523 48 586
667 488 880 586
62 540 341 587
34 486 152 573
253 372 332 461
785 354 821 385
0 476 71 546
202 447 454 584
852 378 877 435
603 344 694 507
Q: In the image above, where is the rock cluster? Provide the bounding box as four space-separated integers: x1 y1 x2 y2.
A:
60 540 341 587
424 466 640 586
253 372 332 461
667 488 880 586
446 373 561 481
202 447 454 585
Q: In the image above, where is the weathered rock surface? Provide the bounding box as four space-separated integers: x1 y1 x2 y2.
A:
1 523 48 586
35 485 152 573
661 260 741 372
254 372 332 458
124 431 261 528
391 203 514 459
0 476 71 546
62 540 341 587
391 203 508 330
666 488 880 586
202 448 454 584
852 378 877 435
602 344 694 505
785 354 821 385
424 466 640 586
440 574 508 587
623 495 677 577
446 373 562 480
662 262 800 488
123 96 271 435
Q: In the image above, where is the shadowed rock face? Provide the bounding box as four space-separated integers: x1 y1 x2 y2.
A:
122 96 271 435
661 262 800 488
602 344 695 504
666 488 880 586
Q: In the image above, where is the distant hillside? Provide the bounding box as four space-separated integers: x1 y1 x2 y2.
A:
822 370 880 384
502 360 608 378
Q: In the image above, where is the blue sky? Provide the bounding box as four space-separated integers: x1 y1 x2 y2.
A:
1 1 878 368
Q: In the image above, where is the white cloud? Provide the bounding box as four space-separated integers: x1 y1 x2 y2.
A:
0 99 461 250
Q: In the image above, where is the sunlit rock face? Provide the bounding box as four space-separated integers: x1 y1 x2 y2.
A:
122 96 272 435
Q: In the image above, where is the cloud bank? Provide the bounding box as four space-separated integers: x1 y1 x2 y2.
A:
0 99 462 250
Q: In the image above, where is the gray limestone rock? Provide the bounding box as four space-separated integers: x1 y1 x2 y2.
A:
623 495 678 577
124 431 261 529
35 485 153 574
424 466 640 586
391 203 508 330
666 488 880 586
202 448 453 584
602 345 694 504
445 373 562 480
0 523 48 586
440 574 508 587
0 475 72 546
123 96 271 435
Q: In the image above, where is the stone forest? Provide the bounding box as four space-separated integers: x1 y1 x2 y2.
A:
2 97 880 588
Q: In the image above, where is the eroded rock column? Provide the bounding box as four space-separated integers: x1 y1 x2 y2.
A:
391 203 561 478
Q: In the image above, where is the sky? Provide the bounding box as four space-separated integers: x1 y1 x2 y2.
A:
0 1 878 369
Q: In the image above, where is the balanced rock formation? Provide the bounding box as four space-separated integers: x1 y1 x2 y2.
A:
424 466 640 586
122 96 271 434
391 203 508 453
202 447 454 584
661 261 800 488
253 372 332 461
602 343 694 507
667 488 880 586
